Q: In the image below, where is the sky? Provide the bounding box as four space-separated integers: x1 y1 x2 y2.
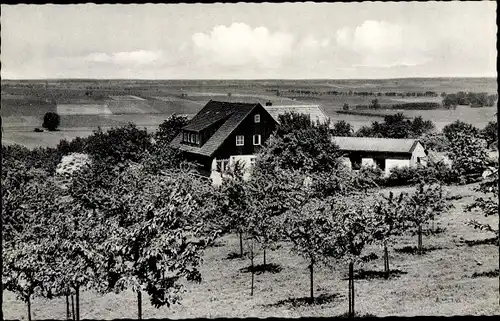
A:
1 2 497 79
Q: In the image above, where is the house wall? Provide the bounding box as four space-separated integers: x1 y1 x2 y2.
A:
385 158 411 175
410 142 427 167
210 155 255 186
342 151 413 176
214 104 276 160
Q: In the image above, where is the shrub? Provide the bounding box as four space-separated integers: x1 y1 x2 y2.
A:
33 128 44 132
353 165 385 187
384 161 456 187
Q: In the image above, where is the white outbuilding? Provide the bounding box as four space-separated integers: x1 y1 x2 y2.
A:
332 136 428 176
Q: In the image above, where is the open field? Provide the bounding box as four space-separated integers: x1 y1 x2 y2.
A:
1 78 497 147
2 183 499 319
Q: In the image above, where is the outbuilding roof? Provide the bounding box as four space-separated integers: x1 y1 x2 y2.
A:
170 100 266 157
264 105 329 125
332 136 422 154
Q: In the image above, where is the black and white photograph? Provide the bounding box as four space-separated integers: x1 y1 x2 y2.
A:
1 1 498 319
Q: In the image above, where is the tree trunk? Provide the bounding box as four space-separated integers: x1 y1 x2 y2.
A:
71 295 75 321
137 290 142 320
309 259 314 304
418 224 423 254
66 294 70 320
349 261 355 318
27 294 32 321
384 245 390 279
250 255 255 297
239 232 244 258
263 248 266 266
75 285 80 321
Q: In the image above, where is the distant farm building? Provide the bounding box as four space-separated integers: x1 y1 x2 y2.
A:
332 136 427 176
264 104 329 125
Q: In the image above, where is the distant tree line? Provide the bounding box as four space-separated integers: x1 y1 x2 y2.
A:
354 102 442 110
442 92 497 108
266 88 442 97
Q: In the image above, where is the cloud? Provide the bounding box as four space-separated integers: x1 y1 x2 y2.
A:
191 22 294 69
335 20 431 68
84 50 163 65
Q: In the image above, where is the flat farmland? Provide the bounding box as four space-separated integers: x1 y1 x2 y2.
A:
57 104 112 115
1 130 98 149
1 77 497 148
1 97 57 117
106 100 160 114
3 183 499 318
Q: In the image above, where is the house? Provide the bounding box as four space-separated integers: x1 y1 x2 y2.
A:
332 136 427 176
169 100 278 182
264 104 330 125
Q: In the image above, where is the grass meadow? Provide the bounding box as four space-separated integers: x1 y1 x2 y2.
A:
2 183 499 319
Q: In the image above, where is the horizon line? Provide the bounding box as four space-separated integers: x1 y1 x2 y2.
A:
1 76 498 81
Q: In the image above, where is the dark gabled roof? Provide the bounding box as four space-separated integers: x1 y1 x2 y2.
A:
169 100 264 157
332 136 422 154
182 100 251 131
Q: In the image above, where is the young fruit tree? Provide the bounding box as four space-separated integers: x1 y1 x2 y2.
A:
92 164 214 319
283 195 342 304
372 191 409 279
217 161 250 258
465 166 498 242
328 193 379 318
2 169 61 321
43 154 103 321
404 184 451 254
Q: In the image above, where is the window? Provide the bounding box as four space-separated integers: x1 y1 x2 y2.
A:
254 114 261 123
253 134 261 145
374 158 386 171
236 135 244 146
350 154 362 170
182 131 188 142
417 157 421 164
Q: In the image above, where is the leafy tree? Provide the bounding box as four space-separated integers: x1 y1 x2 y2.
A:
371 98 381 109
93 165 214 319
442 120 479 142
282 192 342 304
419 132 450 152
155 114 189 144
2 170 61 321
2 144 62 175
404 184 450 254
217 161 250 257
380 113 413 138
332 120 354 137
42 112 61 131
355 125 376 137
84 123 152 163
342 103 349 111
411 116 435 137
465 167 498 243
481 121 498 150
262 112 343 174
328 193 379 317
447 132 489 184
